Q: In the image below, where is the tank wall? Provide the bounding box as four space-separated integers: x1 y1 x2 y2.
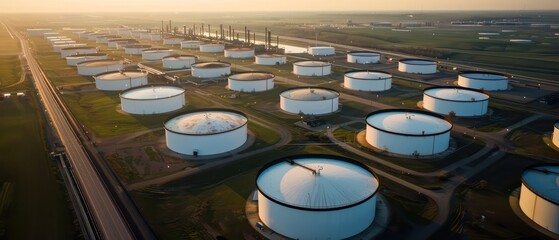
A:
121 93 185 114
142 51 173 60
150 35 161 41
344 77 391 91
225 50 255 58
163 59 196 69
95 77 148 91
255 56 287 65
199 45 224 52
365 125 450 155
347 54 380 64
423 95 488 116
191 67 231 78
228 79 274 92
60 48 97 58
77 64 123 76
519 183 559 234
457 76 509 91
280 97 339 115
163 39 182 45
258 191 376 240
181 42 202 49
309 48 335 56
125 48 147 55
398 62 437 74
553 126 559 148
66 56 108 67
165 125 247 156
293 65 331 76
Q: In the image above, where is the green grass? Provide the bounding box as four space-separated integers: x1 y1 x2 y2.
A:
0 56 22 89
0 93 76 239
0 26 19 54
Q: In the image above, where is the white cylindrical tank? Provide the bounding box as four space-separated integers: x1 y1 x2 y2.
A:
308 46 335 56
53 43 87 52
255 54 287 65
150 34 161 41
191 62 231 78
398 59 437 74
120 84 185 114
256 154 380 240
519 165 559 235
365 109 452 155
228 72 275 92
224 47 255 58
65 53 108 66
164 109 248 156
76 60 123 76
163 37 183 45
458 71 509 91
124 44 152 55
553 121 559 148
52 40 76 46
162 55 197 69
130 30 148 38
141 48 174 61
344 70 392 92
87 33 106 41
97 35 120 44
199 44 225 53
181 40 204 49
60 46 97 58
108 39 137 48
93 70 148 91
347 51 381 64
280 87 339 115
78 31 93 39
293 61 331 76
423 87 490 117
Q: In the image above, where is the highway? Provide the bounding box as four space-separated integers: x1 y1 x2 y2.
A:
7 24 135 240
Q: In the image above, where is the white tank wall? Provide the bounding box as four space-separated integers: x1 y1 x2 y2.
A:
150 35 161 41
54 44 86 52
199 45 224 53
163 38 182 45
108 41 125 48
165 125 247 156
77 63 123 76
255 56 287 65
309 47 335 56
140 33 152 39
121 94 185 114
228 79 274 92
258 191 376 240
224 50 255 58
553 126 559 148
347 54 380 64
519 183 559 234
293 65 331 76
398 62 437 74
181 41 203 49
60 48 97 58
280 97 339 115
142 51 173 60
423 95 488 117
66 55 108 66
95 77 148 91
125 47 149 55
365 126 450 155
191 67 231 78
162 58 196 69
458 76 508 91
344 78 391 91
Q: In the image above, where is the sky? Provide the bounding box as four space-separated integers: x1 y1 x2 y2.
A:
0 0 558 13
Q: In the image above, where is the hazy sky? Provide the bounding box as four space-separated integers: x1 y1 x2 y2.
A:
1 0 558 13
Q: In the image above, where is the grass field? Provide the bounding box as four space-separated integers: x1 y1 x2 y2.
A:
0 56 22 89
0 24 19 54
0 89 76 239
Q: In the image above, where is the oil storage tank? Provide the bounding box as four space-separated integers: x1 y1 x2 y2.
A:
256 154 380 240
308 46 335 56
162 55 197 69
280 87 339 115
60 46 97 58
93 70 148 91
344 70 392 91
76 60 123 76
347 51 381 64
398 59 437 74
519 164 559 235
141 48 174 60
458 71 509 91
293 61 331 76
65 53 108 66
124 44 151 55
365 109 452 155
191 62 231 78
255 54 287 65
228 72 275 92
553 120 559 148
120 84 185 114
181 40 204 49
423 86 489 117
164 109 248 156
163 37 183 45
224 47 255 58
199 43 225 53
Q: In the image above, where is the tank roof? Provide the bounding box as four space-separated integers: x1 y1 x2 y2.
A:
66 53 108 58
94 70 146 80
309 46 335 50
181 40 204 43
201 43 224 46
124 44 151 48
77 60 121 67
345 70 391 80
162 55 197 60
256 154 379 210
459 71 508 80
164 109 248 135
366 109 452 136
61 46 96 51
226 47 254 51
142 48 172 52
347 51 381 56
424 87 489 102
120 84 184 100
293 60 331 67
281 87 339 101
521 165 559 204
191 62 231 68
399 58 436 65
228 72 275 81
